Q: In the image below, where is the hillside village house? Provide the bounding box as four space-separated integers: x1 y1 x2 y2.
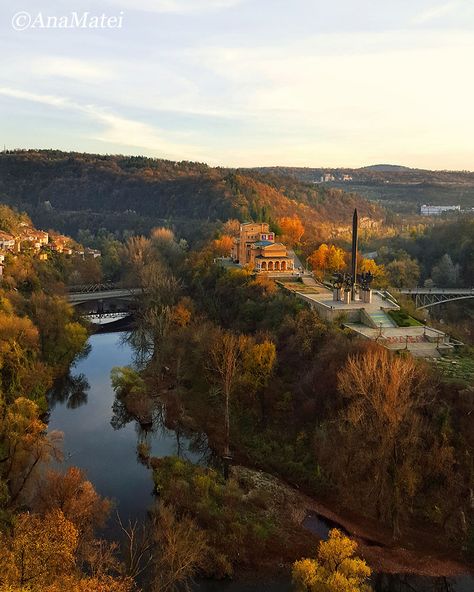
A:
19 227 49 252
50 234 74 255
0 223 101 272
0 231 15 251
231 222 294 273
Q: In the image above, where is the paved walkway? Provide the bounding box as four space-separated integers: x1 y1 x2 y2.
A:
345 324 452 357
280 277 454 358
293 282 399 315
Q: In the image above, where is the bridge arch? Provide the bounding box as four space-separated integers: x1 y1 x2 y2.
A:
399 288 474 310
416 295 474 310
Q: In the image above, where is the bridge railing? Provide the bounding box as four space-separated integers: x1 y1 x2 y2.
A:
67 282 122 294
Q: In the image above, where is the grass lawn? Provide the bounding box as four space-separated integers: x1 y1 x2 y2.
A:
432 352 474 384
388 309 423 327
278 281 320 294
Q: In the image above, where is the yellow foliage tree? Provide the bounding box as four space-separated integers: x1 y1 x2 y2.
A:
327 245 346 272
2 397 63 506
308 244 346 279
0 510 78 589
292 529 372 592
359 258 383 276
40 575 135 592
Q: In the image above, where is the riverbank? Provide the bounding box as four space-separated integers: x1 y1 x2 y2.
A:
48 331 474 590
231 465 474 580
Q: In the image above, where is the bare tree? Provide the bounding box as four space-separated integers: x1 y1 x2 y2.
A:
117 513 153 580
151 503 207 592
207 331 248 474
335 347 432 537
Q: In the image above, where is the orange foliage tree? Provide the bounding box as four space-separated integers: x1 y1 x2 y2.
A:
211 235 234 257
278 215 305 246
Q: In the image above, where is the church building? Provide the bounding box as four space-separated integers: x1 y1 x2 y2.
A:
231 222 294 273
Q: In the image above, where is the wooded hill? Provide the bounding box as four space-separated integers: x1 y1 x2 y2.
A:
251 164 474 186
0 150 381 240
249 165 474 213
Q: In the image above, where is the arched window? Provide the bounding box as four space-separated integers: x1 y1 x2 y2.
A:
268 261 274 271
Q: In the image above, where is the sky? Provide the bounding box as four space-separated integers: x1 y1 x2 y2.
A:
1 0 473 169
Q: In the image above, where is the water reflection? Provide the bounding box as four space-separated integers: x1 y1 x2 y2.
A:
48 332 474 592
48 372 90 410
47 332 205 523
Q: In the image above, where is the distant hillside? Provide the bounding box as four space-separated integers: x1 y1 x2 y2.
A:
361 164 412 172
250 165 474 185
249 165 474 213
0 150 381 241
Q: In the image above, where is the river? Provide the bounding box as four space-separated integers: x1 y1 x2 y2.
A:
47 332 473 592
48 331 202 526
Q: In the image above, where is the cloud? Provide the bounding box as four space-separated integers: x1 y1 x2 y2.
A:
412 1 462 24
32 58 111 82
0 87 203 159
107 0 243 13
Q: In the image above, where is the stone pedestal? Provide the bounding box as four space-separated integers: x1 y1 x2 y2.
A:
361 289 372 303
343 290 351 304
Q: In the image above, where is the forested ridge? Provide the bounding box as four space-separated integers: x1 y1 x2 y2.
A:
0 150 381 240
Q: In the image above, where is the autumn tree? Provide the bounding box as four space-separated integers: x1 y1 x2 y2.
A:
1 397 63 506
292 529 372 592
151 227 185 270
326 245 346 272
123 235 155 288
359 258 386 286
0 509 78 589
0 310 44 404
243 339 277 422
332 348 434 537
221 219 240 237
125 233 182 366
308 244 329 280
151 503 208 592
385 257 420 288
207 331 248 471
308 244 346 279
211 235 234 257
34 467 111 559
278 216 305 246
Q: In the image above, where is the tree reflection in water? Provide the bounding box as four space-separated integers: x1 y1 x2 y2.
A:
48 373 90 410
110 385 216 469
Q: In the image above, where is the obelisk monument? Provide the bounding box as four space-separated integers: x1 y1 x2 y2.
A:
351 208 358 300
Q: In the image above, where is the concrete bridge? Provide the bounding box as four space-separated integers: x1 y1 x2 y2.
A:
66 284 143 325
66 284 142 306
399 287 474 309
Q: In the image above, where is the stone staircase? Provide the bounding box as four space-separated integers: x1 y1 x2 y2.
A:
368 309 396 328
